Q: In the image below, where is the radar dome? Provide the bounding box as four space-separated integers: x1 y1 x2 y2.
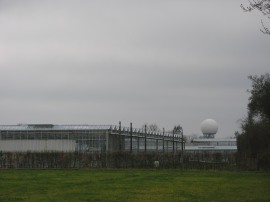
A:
201 119 218 138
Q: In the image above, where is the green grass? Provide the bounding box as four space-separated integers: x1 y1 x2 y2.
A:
0 169 269 202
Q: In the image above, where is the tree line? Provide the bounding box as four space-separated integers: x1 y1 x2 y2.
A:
236 73 270 170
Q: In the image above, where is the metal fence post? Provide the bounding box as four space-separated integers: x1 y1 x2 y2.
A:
144 125 147 153
130 122 132 153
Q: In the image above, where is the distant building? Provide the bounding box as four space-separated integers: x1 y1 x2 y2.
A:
185 119 237 153
0 124 183 153
185 138 237 153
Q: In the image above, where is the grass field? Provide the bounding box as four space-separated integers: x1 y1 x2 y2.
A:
0 169 269 202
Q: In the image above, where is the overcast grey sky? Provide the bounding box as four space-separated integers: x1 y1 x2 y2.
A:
0 0 269 137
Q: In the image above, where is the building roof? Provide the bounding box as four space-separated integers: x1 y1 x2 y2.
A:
0 124 113 131
0 124 180 138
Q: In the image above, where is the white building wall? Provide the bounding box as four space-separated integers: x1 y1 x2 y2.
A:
0 140 76 152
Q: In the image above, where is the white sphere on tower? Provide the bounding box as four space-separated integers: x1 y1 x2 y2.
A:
201 119 218 138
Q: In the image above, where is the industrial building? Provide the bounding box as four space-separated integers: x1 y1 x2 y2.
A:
0 123 184 153
185 119 237 153
185 138 237 152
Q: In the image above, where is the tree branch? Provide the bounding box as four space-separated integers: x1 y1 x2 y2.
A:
260 19 270 34
241 0 270 35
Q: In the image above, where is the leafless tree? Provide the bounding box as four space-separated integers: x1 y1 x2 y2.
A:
142 123 161 133
185 134 199 143
241 0 270 35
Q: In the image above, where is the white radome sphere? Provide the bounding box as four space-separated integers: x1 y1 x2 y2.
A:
201 119 218 135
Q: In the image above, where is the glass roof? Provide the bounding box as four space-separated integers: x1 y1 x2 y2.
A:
0 124 177 138
0 124 113 131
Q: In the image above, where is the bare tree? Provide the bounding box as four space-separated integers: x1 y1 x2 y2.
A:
173 125 183 134
142 123 161 133
241 0 270 35
185 134 199 143
172 125 187 141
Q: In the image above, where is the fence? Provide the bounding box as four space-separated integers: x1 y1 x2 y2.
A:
0 151 238 170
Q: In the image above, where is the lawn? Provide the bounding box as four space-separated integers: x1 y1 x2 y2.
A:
0 169 269 202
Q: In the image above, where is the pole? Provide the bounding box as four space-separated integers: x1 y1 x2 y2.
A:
144 124 147 153
163 128 165 154
130 122 133 153
119 121 121 151
173 129 175 154
181 128 184 163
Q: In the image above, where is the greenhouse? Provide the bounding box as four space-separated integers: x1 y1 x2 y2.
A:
0 124 184 153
